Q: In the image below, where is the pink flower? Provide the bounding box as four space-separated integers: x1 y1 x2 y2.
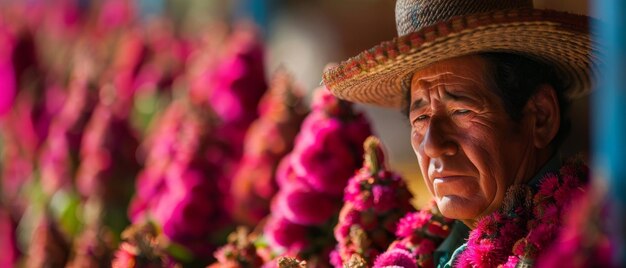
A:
155 168 219 237
338 205 362 226
553 176 584 208
512 238 527 256
344 174 373 211
333 223 351 244
273 184 341 225
373 249 417 268
502 256 520 268
0 46 16 116
329 249 342 268
311 88 341 115
275 155 301 188
335 206 361 242
538 204 560 223
128 167 168 221
291 115 357 195
137 167 223 257
264 216 309 250
527 224 557 250
372 185 396 212
111 243 137 268
206 29 266 126
537 173 559 198
395 211 432 238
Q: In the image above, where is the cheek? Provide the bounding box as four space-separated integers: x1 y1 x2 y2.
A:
460 132 502 200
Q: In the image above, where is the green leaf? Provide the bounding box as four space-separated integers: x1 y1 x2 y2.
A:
166 241 194 262
49 189 83 237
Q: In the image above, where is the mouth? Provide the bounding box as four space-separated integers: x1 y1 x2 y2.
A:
432 175 476 197
433 175 472 183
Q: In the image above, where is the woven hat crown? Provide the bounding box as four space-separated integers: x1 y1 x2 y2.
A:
395 0 533 35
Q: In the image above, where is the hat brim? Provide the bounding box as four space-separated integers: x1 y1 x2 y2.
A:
322 8 601 108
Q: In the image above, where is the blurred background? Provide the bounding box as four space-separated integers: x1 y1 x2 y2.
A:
0 0 599 266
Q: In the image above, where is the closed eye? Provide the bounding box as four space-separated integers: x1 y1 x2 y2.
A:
415 114 430 121
411 114 430 128
453 109 471 115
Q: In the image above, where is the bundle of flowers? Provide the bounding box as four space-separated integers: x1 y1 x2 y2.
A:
125 23 267 263
231 69 308 226
330 136 414 267
187 24 268 218
263 88 372 265
127 100 228 261
373 201 454 268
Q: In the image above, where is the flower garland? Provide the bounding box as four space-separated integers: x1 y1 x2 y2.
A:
455 158 589 268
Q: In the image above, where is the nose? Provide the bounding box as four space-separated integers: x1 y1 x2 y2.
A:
421 115 458 158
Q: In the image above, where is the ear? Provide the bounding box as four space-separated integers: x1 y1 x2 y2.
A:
526 84 560 149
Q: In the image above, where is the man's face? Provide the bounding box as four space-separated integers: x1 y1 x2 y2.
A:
409 55 536 223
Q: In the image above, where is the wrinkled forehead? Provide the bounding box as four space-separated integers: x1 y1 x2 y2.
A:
410 55 492 95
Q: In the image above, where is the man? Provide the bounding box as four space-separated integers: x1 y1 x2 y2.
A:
323 0 599 266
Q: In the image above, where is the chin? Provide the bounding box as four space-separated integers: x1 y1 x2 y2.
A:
436 195 486 221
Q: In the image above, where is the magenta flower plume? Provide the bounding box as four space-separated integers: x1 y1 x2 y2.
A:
129 101 228 259
373 248 417 268
332 137 416 267
263 87 372 264
231 70 308 225
206 26 267 126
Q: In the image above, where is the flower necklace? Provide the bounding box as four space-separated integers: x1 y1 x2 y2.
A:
454 158 589 268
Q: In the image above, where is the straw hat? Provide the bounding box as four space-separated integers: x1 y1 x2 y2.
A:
322 0 601 108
